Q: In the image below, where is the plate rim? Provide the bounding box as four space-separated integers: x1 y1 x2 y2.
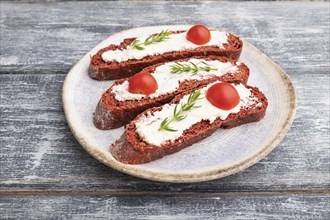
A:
62 25 297 183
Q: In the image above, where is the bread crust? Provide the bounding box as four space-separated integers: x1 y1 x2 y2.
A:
89 31 243 80
110 85 268 164
93 56 250 129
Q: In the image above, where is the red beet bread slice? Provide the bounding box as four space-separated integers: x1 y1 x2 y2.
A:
93 56 249 129
89 30 243 80
110 82 268 164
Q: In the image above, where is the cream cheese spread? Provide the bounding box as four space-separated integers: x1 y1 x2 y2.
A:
101 31 228 63
111 58 238 101
135 83 258 146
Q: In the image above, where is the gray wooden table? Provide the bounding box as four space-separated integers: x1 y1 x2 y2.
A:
1 1 329 219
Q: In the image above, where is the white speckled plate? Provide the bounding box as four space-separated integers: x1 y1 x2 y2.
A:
62 25 297 183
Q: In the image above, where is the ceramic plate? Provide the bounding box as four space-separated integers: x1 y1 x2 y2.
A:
62 25 297 183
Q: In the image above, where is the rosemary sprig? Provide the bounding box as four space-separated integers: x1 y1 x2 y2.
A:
170 61 218 75
158 90 202 132
130 30 172 50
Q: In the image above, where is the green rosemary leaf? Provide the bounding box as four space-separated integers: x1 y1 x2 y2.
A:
190 61 198 69
187 93 192 104
158 90 202 132
170 61 218 74
158 117 177 132
130 30 172 49
130 40 145 50
144 36 152 44
160 118 169 127
176 115 187 121
163 127 178 132
173 104 178 116
135 45 144 50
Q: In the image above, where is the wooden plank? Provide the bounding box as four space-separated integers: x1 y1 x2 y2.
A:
1 194 329 219
0 2 329 74
0 71 329 192
0 1 329 218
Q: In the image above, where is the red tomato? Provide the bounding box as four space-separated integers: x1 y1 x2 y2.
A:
128 73 158 95
206 83 240 110
186 25 211 45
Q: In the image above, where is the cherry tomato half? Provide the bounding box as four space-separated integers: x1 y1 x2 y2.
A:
206 83 240 110
186 25 211 45
128 72 158 95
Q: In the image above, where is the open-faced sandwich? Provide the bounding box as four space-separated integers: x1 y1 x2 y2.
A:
89 25 243 80
110 81 268 164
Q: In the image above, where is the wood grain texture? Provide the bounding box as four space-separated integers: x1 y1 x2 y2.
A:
1 195 329 219
0 1 329 218
0 2 329 74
